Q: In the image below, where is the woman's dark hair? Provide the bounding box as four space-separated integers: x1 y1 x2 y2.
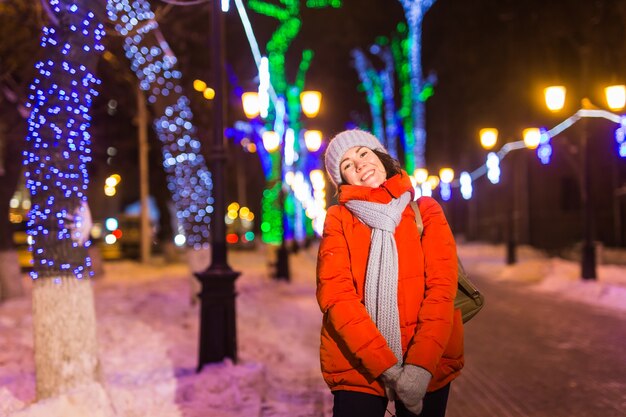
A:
372 149 402 179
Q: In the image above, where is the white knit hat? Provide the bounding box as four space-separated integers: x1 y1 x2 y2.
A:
324 129 387 186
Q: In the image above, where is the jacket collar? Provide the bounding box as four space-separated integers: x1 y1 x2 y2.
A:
338 171 414 204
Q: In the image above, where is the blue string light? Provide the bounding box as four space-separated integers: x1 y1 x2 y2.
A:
439 181 451 201
107 0 214 248
24 1 105 280
616 116 626 158
537 128 552 165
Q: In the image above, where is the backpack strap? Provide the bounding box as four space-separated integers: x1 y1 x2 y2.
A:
409 201 424 236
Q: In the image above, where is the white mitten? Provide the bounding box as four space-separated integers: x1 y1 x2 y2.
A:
395 365 432 415
380 364 402 400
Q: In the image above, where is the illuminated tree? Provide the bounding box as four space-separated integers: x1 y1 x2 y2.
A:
247 0 341 244
398 0 436 168
351 48 385 143
106 0 214 250
23 0 109 399
371 43 400 160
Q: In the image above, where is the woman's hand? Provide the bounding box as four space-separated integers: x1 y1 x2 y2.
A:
394 365 432 414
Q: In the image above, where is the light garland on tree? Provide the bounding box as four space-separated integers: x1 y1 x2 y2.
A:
352 49 385 141
247 0 341 243
24 0 104 279
106 0 213 249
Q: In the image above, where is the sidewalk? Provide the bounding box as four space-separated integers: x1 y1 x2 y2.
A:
0 242 624 417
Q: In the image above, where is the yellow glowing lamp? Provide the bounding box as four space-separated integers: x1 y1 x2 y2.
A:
544 86 566 112
203 87 215 100
309 169 326 189
262 131 280 153
242 92 260 118
300 90 322 118
479 128 498 150
413 168 428 184
193 79 207 92
304 130 323 152
605 85 626 111
523 128 541 149
426 175 440 189
104 185 116 197
439 168 454 184
227 202 240 212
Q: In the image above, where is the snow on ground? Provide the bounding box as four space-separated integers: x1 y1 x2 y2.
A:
0 241 625 417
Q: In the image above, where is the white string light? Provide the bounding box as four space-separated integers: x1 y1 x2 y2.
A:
107 0 213 248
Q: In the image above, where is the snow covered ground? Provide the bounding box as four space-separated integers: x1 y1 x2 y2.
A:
0 241 625 417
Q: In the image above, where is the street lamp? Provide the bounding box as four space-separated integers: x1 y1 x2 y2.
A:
195 1 240 371
543 84 626 279
479 128 498 150
240 90 323 281
479 126 539 265
300 91 322 118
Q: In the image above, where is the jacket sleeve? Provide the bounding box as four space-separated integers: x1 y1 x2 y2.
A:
316 205 398 378
405 197 457 374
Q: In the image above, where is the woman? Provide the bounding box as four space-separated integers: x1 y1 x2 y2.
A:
316 129 464 417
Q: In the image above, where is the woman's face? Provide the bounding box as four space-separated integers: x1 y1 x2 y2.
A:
340 146 387 188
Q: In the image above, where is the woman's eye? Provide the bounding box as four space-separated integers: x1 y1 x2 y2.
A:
342 163 352 171
360 151 368 157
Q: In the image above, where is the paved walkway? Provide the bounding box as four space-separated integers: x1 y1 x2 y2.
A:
446 271 626 417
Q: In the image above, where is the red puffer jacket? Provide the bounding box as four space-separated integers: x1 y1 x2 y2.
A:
316 172 464 396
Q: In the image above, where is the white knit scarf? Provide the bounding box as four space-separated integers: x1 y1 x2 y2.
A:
345 191 411 362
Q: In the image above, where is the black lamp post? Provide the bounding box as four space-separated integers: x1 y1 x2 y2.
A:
274 171 291 281
195 0 240 371
579 111 596 279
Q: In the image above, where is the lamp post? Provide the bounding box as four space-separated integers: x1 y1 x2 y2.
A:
195 0 240 371
543 84 626 279
241 90 322 281
479 127 539 265
479 127 517 262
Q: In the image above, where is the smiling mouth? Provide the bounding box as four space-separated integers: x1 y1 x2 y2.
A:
361 170 374 182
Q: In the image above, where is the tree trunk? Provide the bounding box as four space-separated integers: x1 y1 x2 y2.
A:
24 0 107 402
32 277 101 399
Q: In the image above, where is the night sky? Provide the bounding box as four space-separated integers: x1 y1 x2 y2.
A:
208 0 626 172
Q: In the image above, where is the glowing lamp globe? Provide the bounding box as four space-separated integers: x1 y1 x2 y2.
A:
605 85 626 111
479 128 498 150
242 92 260 119
523 128 541 149
310 169 325 189
300 91 322 118
439 168 454 184
304 130 323 152
426 175 440 189
544 86 566 112
262 131 280 153
203 87 215 100
193 79 207 92
413 168 428 184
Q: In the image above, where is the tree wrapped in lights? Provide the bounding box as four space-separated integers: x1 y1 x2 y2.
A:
247 0 341 244
371 42 400 160
398 0 436 169
352 48 385 144
23 0 109 399
106 0 214 249
352 23 436 173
